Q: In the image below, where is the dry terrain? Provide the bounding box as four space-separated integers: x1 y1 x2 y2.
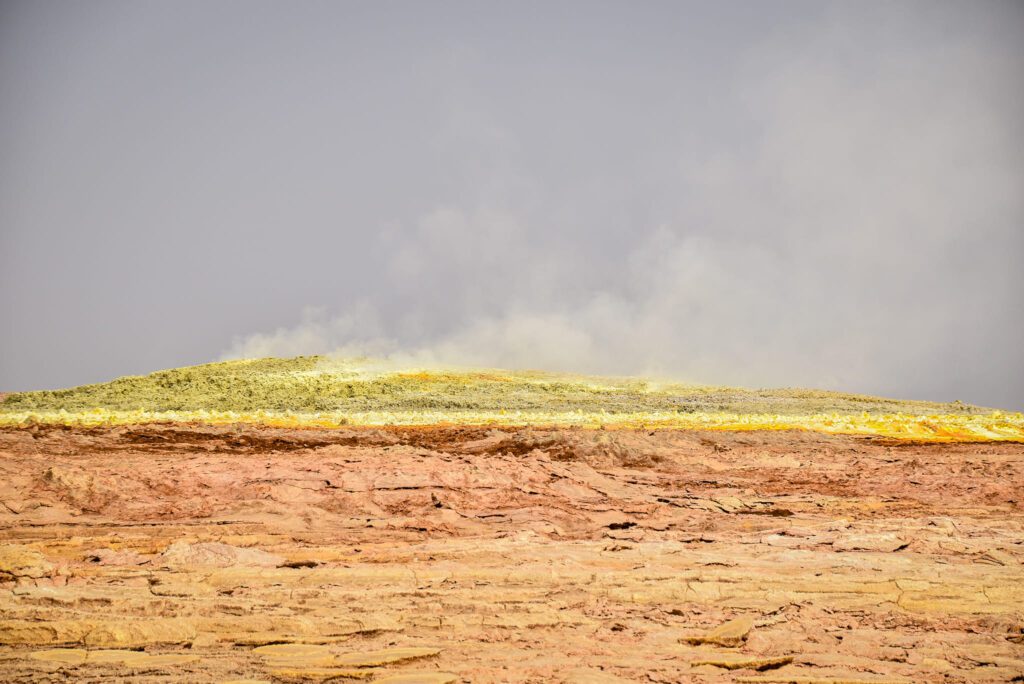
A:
1 422 1022 683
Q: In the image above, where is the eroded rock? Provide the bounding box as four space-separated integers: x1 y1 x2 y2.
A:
268 667 378 681
832 533 907 553
28 648 87 664
334 647 442 667
373 675 459 684
83 618 197 648
0 544 53 580
690 654 794 671
160 541 283 568
735 678 910 684
681 616 755 647
0 424 1021 682
253 642 337 667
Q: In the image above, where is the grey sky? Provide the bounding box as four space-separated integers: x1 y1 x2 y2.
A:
2 1 1022 409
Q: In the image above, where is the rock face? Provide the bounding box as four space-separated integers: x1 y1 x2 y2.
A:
0 545 53 580
0 423 1022 682
832 533 907 553
682 616 755 647
160 541 283 568
690 654 794 671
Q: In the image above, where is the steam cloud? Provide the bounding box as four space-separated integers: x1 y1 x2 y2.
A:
222 3 1024 407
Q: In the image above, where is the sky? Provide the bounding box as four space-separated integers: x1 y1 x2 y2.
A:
1 1 1022 409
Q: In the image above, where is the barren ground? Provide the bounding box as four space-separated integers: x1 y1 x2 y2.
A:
1 424 1022 683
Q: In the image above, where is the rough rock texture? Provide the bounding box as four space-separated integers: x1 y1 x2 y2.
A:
0 424 1022 682
0 546 53 581
159 541 283 569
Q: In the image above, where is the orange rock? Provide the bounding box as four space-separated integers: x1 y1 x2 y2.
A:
681 616 755 647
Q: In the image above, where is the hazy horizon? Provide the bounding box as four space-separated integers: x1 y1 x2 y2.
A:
2 1 1023 410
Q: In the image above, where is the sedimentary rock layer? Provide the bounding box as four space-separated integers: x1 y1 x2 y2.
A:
0 424 1021 682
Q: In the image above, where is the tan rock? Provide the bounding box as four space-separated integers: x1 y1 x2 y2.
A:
563 669 634 683
918 657 953 672
160 541 283 568
735 678 910 684
28 648 87 664
334 647 441 667
0 619 91 645
133 654 201 667
84 547 148 565
0 544 53 579
373 675 459 684
82 618 197 648
681 615 755 647
196 614 321 643
254 642 338 667
268 667 379 681
975 549 1017 566
88 650 152 664
85 651 199 667
712 496 748 512
832 533 907 552
897 594 1001 614
253 643 333 658
690 654 794 671
149 579 217 597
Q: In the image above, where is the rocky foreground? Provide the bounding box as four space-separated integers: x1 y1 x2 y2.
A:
0 424 1022 683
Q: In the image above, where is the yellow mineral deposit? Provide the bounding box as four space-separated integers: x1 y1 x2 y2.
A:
1 356 1020 441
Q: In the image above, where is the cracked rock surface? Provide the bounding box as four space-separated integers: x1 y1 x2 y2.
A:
0 424 1022 682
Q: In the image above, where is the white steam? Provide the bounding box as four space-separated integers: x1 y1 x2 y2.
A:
221 4 1024 405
